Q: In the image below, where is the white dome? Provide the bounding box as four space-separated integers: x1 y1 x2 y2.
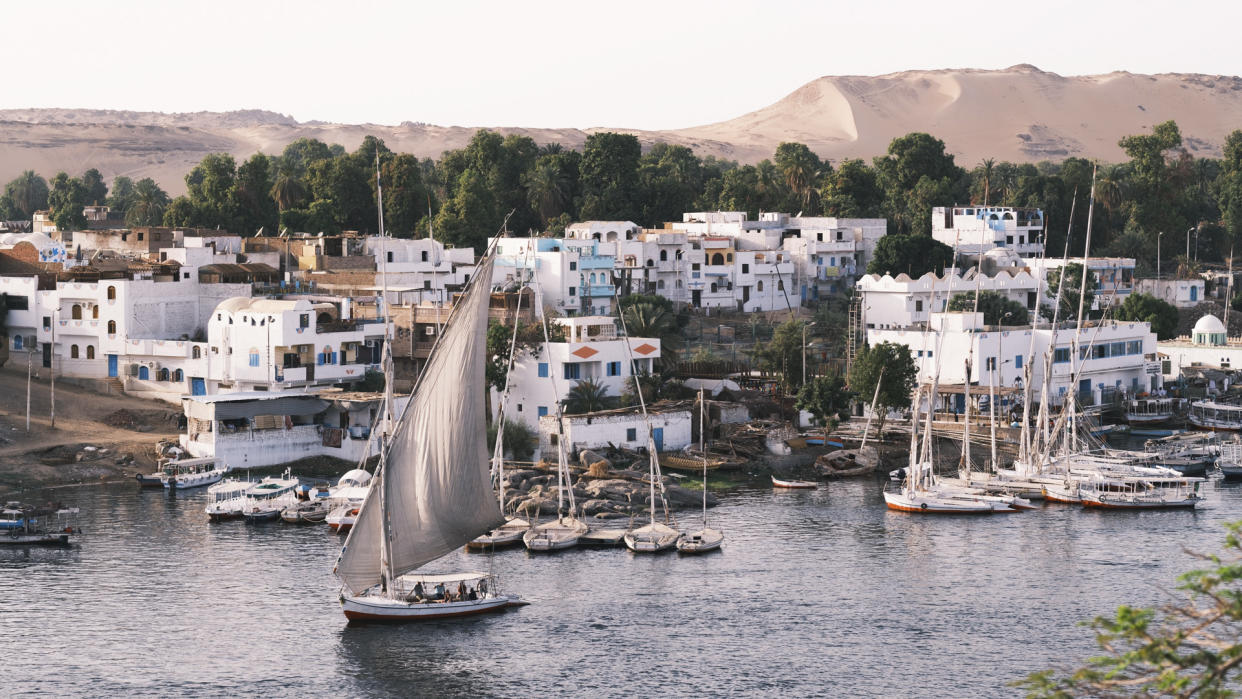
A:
1194 314 1226 335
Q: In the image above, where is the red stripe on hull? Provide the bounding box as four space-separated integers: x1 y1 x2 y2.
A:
343 603 514 623
885 502 993 514
1081 500 1197 510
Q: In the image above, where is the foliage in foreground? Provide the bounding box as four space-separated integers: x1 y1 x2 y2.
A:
1018 521 1242 697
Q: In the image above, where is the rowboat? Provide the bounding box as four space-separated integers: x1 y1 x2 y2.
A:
771 476 818 489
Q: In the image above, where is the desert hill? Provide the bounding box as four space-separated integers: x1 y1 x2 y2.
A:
3 65 1241 195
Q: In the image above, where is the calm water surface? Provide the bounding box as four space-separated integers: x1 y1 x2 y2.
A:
2 474 1238 697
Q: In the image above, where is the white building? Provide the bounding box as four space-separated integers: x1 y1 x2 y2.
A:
492 237 617 317
495 315 659 432
365 236 476 305
858 268 1042 331
932 206 1045 257
1135 278 1205 308
867 312 1161 406
538 404 692 454
1158 315 1242 380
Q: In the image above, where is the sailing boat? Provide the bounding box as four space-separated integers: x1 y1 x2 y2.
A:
521 424 589 551
333 239 521 621
677 389 723 554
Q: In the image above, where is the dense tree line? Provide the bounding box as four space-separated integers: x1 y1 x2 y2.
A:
2 120 1241 274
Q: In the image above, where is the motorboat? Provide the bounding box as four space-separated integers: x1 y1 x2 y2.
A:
771 476 818 489
0 503 79 546
1219 439 1242 480
205 478 253 521
1124 397 1187 425
1078 473 1204 509
324 469 373 532
241 470 299 523
281 499 331 524
1188 401 1242 431
160 457 227 491
135 472 163 488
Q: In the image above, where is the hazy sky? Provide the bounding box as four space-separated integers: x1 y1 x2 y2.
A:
7 0 1240 130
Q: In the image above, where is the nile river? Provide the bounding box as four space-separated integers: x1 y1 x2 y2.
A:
2 473 1237 697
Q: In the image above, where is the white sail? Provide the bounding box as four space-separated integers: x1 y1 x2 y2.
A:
336 255 504 595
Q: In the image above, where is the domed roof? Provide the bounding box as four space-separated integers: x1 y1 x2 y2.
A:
1194 314 1226 335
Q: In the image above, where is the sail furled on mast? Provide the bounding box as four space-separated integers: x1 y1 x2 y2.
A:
336 255 504 595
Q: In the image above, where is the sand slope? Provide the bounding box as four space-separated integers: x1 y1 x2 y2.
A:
3 65 1241 195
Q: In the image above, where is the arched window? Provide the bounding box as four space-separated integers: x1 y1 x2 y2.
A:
157 368 169 381
70 344 79 359
92 306 99 319
778 280 784 291
646 259 654 267
757 281 764 292
107 320 116 334
657 280 665 289
1003 212 1014 220
711 253 724 266
192 346 202 359
71 304 82 320
106 286 116 300
659 250 668 262
86 346 95 359
710 283 718 293
173 369 184 382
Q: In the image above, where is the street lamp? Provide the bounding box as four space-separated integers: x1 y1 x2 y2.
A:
1158 232 1164 282
1187 226 1194 262
802 321 816 387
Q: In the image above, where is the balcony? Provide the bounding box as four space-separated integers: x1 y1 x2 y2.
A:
578 255 614 270
581 284 615 297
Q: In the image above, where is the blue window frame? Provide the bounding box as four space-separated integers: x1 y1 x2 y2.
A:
606 361 620 376
563 363 580 380
538 362 548 378
537 406 548 417
249 352 260 367
1053 348 1070 363
1015 354 1023 369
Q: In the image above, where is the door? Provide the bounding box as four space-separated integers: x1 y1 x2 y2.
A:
1190 285 1198 301
691 290 701 307
107 354 118 377
652 427 664 452
1079 378 1092 405
42 343 51 368
138 366 149 380
191 378 206 396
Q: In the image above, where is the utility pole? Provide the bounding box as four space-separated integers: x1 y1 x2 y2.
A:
50 309 56 429
26 348 32 431
801 321 816 387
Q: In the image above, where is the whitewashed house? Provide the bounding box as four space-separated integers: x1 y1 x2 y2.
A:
494 315 660 432
538 404 692 454
1135 278 1205 308
932 206 1046 257
1158 315 1242 380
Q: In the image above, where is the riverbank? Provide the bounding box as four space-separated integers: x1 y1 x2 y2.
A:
0 363 182 497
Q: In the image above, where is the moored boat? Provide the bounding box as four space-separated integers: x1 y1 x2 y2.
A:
1188 401 1242 431
205 477 253 521
160 457 227 491
624 521 681 553
771 476 818 489
241 470 299 523
468 517 530 551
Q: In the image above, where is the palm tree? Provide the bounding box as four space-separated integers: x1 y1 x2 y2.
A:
7 170 49 218
125 178 170 226
754 160 781 211
269 170 308 212
563 378 611 415
1174 254 1200 280
622 302 682 369
522 156 572 226
1095 175 1124 215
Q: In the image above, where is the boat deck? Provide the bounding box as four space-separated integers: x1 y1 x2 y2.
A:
579 529 627 547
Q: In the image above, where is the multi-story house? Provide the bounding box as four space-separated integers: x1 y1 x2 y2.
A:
932 206 1046 257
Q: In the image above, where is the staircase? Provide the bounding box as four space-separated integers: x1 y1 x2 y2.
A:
106 377 125 395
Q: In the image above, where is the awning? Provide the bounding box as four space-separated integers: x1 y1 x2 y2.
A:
185 396 330 420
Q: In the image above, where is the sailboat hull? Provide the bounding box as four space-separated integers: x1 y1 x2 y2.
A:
676 528 723 554
341 594 520 622
882 490 999 514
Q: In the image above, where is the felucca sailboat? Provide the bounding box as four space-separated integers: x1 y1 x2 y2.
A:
677 389 723 554
333 250 523 621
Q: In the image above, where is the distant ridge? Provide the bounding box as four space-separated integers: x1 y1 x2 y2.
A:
3 66 1241 194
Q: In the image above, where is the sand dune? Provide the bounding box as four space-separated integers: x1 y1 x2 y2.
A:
3 65 1241 195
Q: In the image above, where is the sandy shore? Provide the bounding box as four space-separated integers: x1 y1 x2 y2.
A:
0 362 180 498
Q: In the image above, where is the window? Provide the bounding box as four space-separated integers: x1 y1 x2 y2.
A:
183 272 190 280
1127 340 1143 355
299 314 309 328
1053 348 1070 363
42 316 50 330
607 361 621 376
659 250 668 261
1110 342 1126 357
137 232 144 241
70 345 79 359
1015 354 1023 369
173 369 183 382
915 300 923 312
742 263 749 274
107 286 116 300
192 346 201 359
569 261 577 271
86 346 95 359
516 404 522 412
777 280 784 291
423 280 431 290
71 304 82 320
249 351 260 367
92 306 99 319
563 363 580 380
626 428 637 441
538 362 548 378
568 287 576 297
926 351 933 358
1092 345 1108 360
757 281 764 292
157 368 169 381
12 335 21 350
107 320 116 334
4 295 27 310
986 357 996 370
537 406 548 417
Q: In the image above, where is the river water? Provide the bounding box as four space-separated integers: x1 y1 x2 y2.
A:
2 472 1238 697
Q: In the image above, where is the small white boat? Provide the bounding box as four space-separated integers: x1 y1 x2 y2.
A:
1218 440 1242 480
1079 474 1204 509
1125 397 1186 425
468 517 530 550
160 457 227 491
676 527 723 554
624 521 681 553
522 516 588 552
1189 401 1242 431
281 499 331 524
205 478 253 521
771 476 818 489
241 470 299 523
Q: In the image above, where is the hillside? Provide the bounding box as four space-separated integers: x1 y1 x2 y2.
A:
3 65 1241 194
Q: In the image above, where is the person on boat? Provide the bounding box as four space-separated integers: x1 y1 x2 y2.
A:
467 587 478 601
457 581 467 600
412 581 425 601
477 578 488 597
433 582 446 600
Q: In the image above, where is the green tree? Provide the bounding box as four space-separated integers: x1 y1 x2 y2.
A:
488 420 536 461
1019 521 1242 697
1041 263 1096 321
1219 130 1242 247
107 176 135 217
47 172 87 231
278 138 335 179
796 373 854 435
162 196 197 227
524 150 579 227
433 169 499 250
4 170 49 219
848 341 918 436
819 159 883 217
185 153 239 229
82 168 107 206
1114 292 1180 340
774 142 824 212
305 155 373 233
233 154 278 235
639 143 708 226
126 178 170 226
865 233 955 277
946 291 1029 326
873 132 967 234
381 153 433 238
753 320 813 393
270 169 308 214
579 132 641 222
563 378 612 415
1118 119 1187 236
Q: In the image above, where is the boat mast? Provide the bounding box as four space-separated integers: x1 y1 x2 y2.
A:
960 267 984 482
1034 192 1077 471
1018 204 1052 468
374 150 396 593
1069 167 1098 454
529 233 574 523
491 244 531 512
699 387 707 527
